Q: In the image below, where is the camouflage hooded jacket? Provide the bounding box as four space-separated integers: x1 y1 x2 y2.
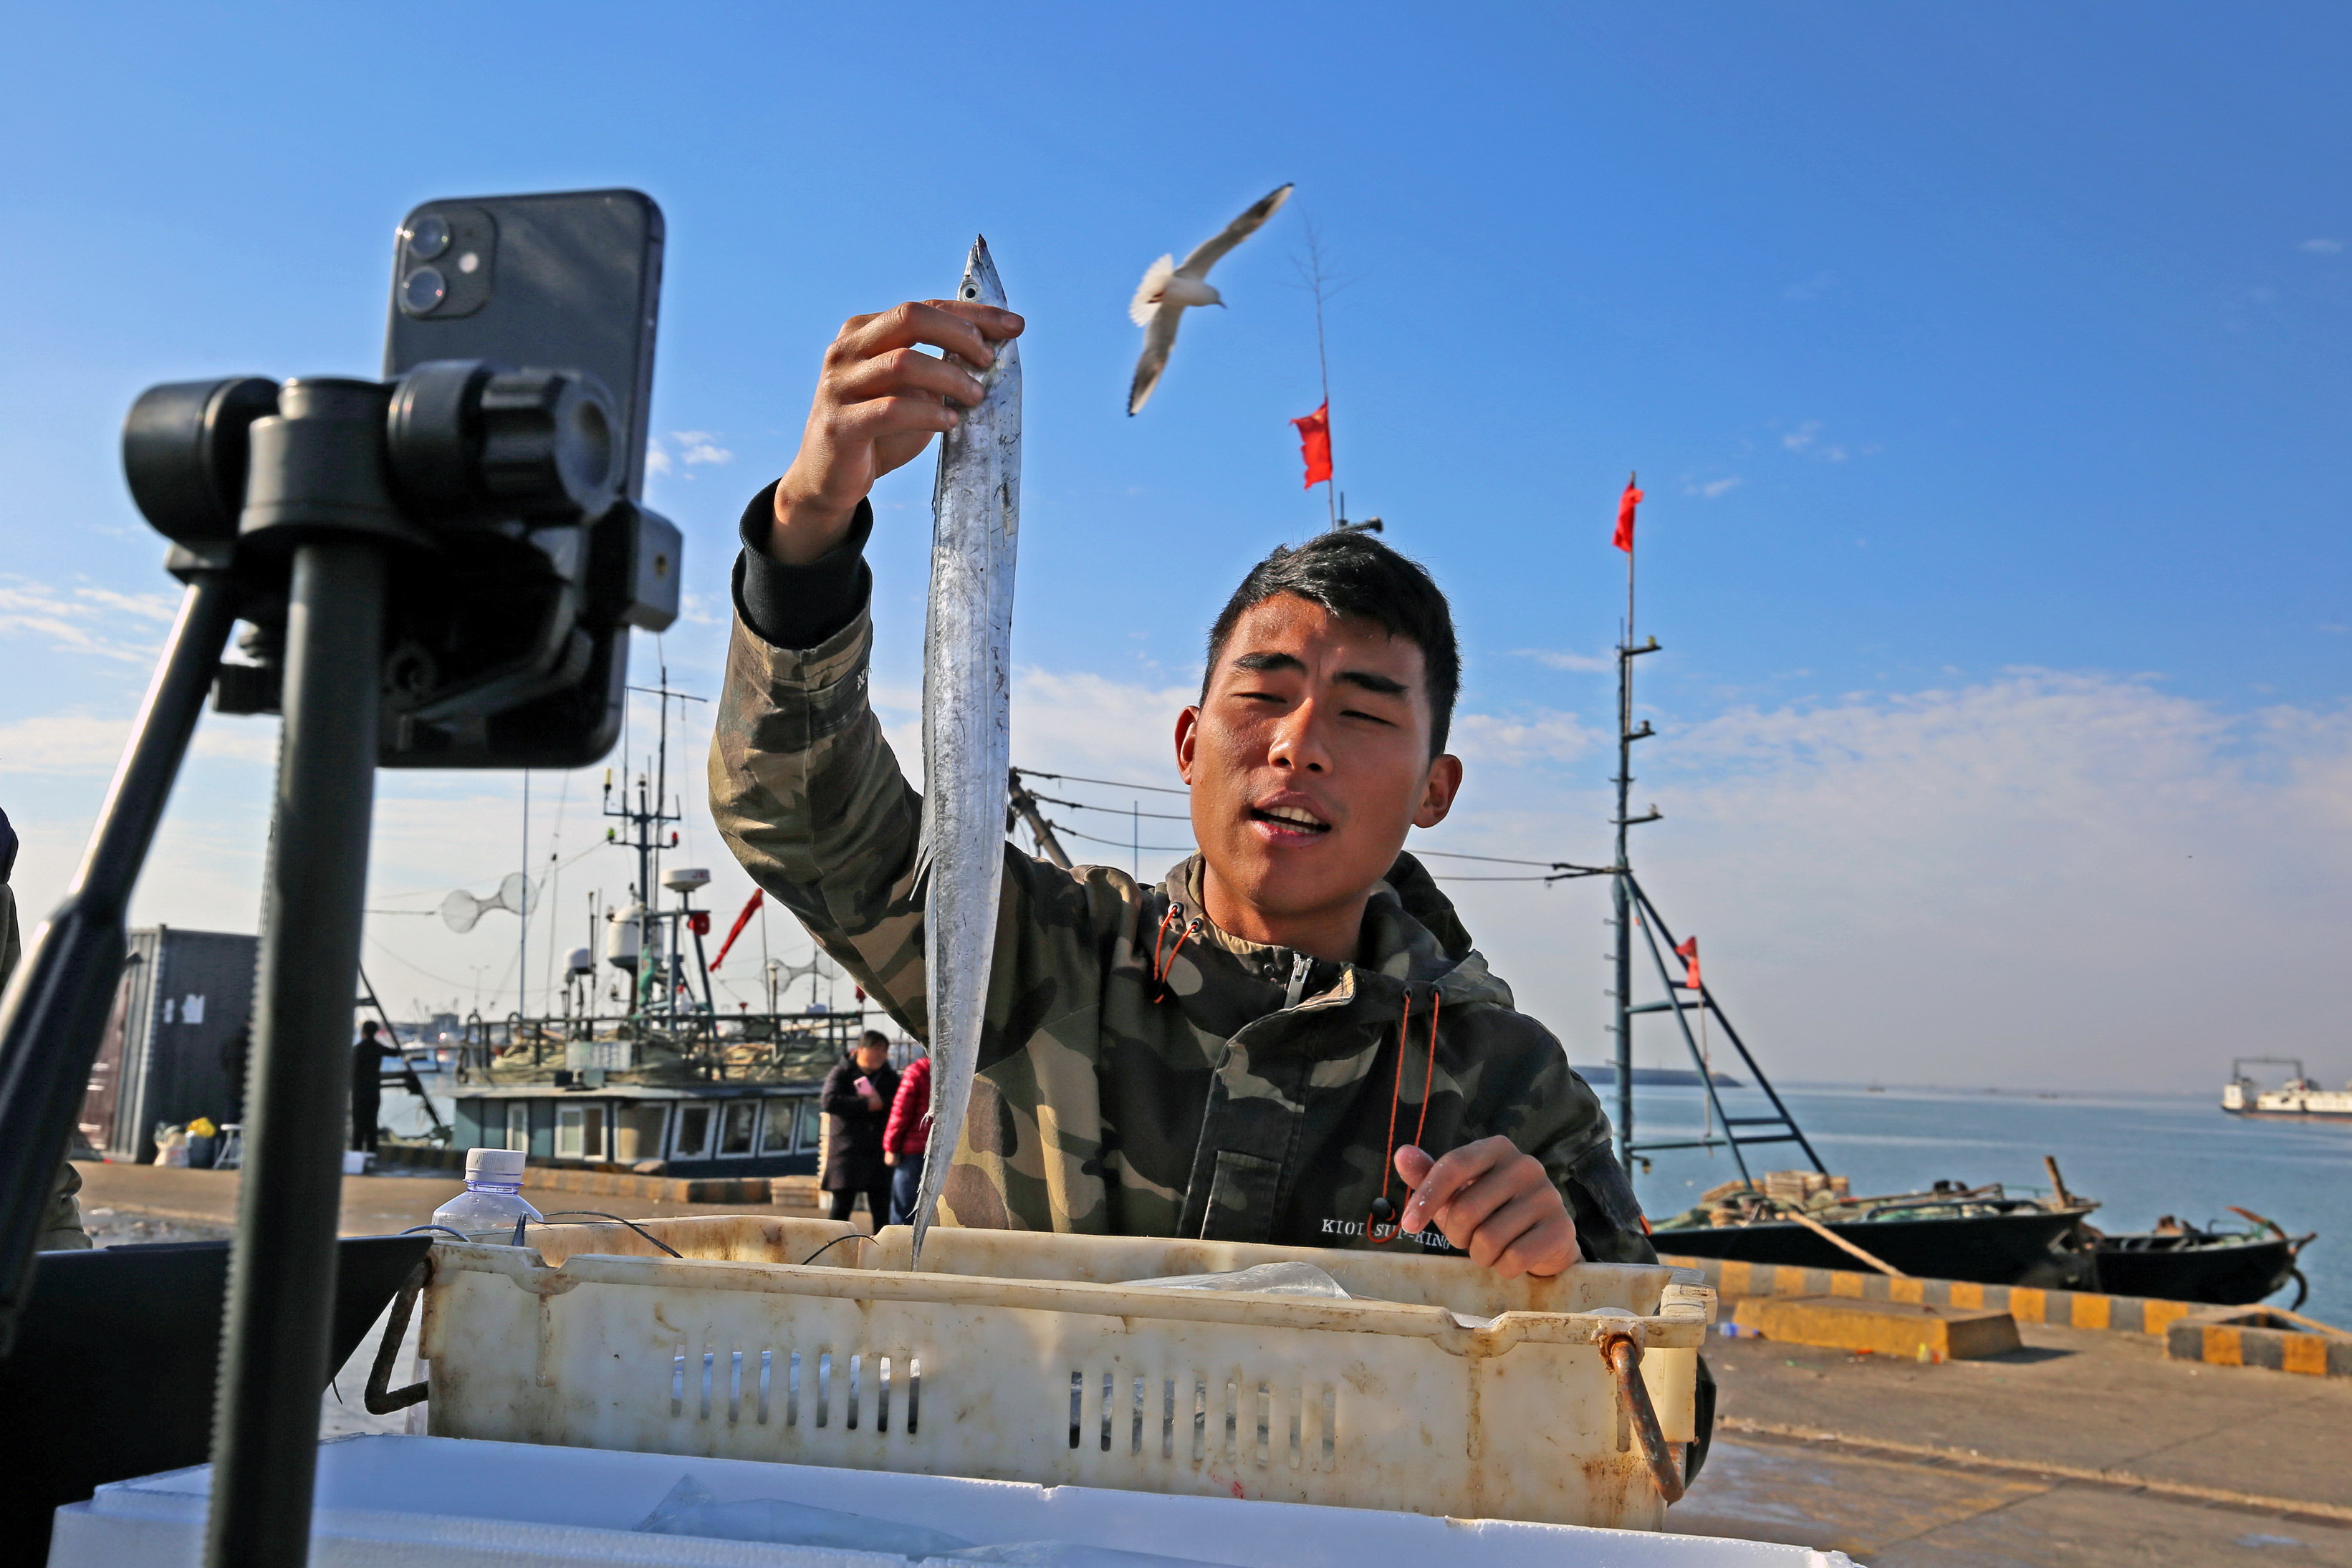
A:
709 602 1653 1265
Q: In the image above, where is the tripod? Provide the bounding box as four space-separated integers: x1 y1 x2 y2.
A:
0 363 675 1567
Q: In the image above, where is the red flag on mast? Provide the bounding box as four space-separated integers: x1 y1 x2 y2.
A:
1291 403 1333 489
710 887 763 971
1675 934 1701 990
1613 473 1643 552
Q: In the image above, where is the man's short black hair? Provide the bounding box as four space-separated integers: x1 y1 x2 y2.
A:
360 1019 379 1036
859 1029 890 1049
1204 530 1461 754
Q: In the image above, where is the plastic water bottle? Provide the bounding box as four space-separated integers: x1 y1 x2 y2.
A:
431 1148 542 1243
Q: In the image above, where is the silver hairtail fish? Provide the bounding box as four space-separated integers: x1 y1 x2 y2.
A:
911 236 1020 1266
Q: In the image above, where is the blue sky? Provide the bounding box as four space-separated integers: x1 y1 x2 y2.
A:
3 4 2346 1093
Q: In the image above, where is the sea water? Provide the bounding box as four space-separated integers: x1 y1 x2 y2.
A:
1621 1082 2352 1324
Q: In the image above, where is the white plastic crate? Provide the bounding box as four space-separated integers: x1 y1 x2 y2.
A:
416 1218 1714 1532
48 1433 1851 1567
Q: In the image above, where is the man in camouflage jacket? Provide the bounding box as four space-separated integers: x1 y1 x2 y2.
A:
710 297 1652 1274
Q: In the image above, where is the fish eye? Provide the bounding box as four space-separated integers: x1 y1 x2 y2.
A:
963 285 978 299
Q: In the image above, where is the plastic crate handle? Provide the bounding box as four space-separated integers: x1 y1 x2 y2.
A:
1600 1332 1684 1504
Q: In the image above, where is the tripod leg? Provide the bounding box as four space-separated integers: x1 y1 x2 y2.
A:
205 539 385 1568
0 573 238 1346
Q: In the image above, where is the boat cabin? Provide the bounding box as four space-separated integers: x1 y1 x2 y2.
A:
447 1082 823 1176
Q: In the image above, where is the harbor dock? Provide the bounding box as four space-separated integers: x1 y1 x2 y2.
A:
73 1160 2352 1566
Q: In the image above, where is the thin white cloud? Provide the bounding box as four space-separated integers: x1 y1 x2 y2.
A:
1512 648 1613 673
0 714 133 774
0 579 181 663
1693 476 1742 499
1450 710 1598 767
675 433 734 466
0 711 278 775
2300 238 2343 254
644 433 735 479
1782 271 1835 301
1780 421 1851 463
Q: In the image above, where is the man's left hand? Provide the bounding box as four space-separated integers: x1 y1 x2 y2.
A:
1394 1138 1580 1279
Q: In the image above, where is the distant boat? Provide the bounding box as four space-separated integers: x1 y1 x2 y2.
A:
1578 1064 1744 1089
2077 1211 2314 1307
2222 1057 2352 1120
1652 1176 2096 1286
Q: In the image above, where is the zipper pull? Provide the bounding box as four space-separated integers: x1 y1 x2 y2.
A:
1284 951 1312 1011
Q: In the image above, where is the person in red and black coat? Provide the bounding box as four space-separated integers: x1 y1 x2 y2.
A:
819 1030 898 1229
883 1049 931 1226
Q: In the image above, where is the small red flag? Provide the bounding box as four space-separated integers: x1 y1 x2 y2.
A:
1675 935 1701 990
709 887 763 970
1291 403 1333 489
1613 474 1643 552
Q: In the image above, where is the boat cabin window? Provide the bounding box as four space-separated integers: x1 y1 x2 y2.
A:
555 1104 607 1162
795 1097 822 1152
503 1102 528 1155
615 1104 668 1163
719 1100 758 1157
674 1102 716 1160
758 1098 798 1155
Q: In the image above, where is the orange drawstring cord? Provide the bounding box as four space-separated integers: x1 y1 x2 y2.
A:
1148 903 1200 1001
1367 989 1441 1244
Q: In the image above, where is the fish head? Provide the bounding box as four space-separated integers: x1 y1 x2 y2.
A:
957 234 1008 311
954 235 1018 394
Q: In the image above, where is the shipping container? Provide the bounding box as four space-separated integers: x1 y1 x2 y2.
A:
80 928 256 1164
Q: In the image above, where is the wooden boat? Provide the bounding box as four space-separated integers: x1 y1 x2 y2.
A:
2077 1208 2314 1307
1651 1179 2097 1286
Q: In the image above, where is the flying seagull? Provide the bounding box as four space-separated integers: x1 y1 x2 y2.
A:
1127 183 1294 415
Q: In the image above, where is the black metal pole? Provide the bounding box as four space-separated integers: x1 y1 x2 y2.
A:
1612 639 1636 1172
0 575 239 1348
204 537 384 1568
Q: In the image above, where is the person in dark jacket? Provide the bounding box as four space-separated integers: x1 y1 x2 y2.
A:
349 1020 400 1154
883 1049 932 1226
820 1031 898 1228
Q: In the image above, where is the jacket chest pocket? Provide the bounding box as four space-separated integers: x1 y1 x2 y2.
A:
1199 1150 1284 1243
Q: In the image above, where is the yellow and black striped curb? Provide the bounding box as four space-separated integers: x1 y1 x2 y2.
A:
2166 1314 2352 1377
1661 1254 2197 1334
1661 1253 2348 1377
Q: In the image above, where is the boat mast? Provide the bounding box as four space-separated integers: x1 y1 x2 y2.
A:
602 669 702 1024
1611 476 1660 1170
1604 489 1824 1182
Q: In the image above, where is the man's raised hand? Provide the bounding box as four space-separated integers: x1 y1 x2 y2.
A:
767 299 1026 565
1393 1137 1581 1280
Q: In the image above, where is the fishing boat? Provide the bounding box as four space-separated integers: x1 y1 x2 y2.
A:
1651 1174 2097 1285
2070 1208 2315 1307
2222 1057 2352 1120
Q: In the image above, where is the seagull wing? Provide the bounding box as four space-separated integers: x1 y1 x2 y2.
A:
1127 304 1185 415
1130 254 1176 327
1172 183 1295 280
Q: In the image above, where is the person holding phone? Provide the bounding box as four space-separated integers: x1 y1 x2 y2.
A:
818 1031 898 1230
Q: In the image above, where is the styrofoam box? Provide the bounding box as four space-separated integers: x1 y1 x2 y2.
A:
420 1218 1714 1531
47 1434 1853 1567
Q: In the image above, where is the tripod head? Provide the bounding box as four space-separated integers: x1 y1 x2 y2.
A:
123 360 678 766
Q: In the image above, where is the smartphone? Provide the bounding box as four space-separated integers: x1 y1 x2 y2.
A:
373 189 677 770
385 188 663 500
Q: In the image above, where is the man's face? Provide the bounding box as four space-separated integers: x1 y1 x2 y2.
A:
855 1042 888 1072
1177 594 1461 942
